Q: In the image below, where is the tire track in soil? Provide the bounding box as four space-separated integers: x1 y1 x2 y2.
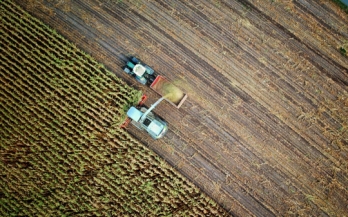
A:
71 0 348 214
226 0 348 87
136 0 346 214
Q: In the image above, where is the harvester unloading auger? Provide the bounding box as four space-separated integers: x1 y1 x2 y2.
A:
121 56 187 139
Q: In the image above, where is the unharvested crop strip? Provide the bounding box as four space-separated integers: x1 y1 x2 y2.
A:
1 59 114 130
1 18 131 111
1 45 110 113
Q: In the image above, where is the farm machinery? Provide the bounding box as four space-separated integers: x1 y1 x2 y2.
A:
121 56 187 139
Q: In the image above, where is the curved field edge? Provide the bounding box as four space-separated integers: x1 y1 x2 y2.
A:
0 0 228 216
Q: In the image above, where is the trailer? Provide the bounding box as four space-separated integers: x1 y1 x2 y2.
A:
150 75 188 109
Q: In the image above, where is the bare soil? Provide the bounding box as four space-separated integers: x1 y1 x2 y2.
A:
13 0 348 216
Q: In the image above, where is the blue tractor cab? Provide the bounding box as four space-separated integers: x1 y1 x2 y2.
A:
123 56 156 85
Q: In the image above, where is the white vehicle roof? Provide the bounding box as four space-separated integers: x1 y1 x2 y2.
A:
148 119 163 136
133 64 146 77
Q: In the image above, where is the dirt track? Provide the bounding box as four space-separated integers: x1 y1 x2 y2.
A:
14 0 348 216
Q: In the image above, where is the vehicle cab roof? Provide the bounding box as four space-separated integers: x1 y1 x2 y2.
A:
127 107 143 122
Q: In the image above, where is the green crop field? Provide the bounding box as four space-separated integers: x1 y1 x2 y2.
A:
0 0 228 216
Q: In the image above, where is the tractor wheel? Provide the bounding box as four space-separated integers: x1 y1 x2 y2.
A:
145 65 154 75
131 56 140 64
148 74 156 85
123 67 131 74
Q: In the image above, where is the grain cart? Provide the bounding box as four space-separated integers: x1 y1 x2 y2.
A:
123 56 187 108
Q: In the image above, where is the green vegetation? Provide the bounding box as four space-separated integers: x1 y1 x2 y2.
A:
0 0 228 216
339 40 348 56
339 47 347 56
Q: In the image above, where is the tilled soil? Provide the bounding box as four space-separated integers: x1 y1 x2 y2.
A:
13 0 348 216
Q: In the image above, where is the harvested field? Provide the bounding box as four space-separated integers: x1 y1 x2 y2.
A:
0 1 229 216
5 0 348 216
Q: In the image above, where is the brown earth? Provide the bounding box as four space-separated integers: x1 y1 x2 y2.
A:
13 0 348 216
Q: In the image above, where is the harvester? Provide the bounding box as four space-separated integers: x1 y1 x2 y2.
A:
121 56 187 139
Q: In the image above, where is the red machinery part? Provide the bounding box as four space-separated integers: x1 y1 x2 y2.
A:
120 94 147 128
